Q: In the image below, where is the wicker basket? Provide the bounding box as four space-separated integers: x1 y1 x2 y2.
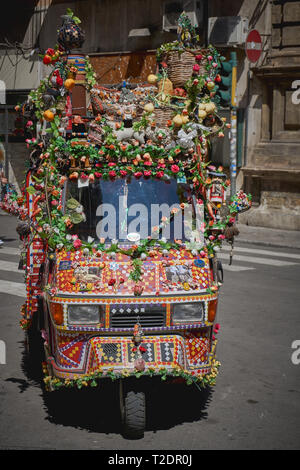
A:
153 106 174 128
166 49 208 87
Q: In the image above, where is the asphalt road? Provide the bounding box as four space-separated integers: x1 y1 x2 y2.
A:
0 213 299 450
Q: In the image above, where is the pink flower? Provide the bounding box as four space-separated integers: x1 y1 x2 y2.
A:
94 172 102 178
195 54 203 61
218 234 225 240
212 62 218 68
200 250 206 257
193 64 200 72
156 171 164 178
144 160 152 166
171 164 180 173
80 173 88 179
108 162 116 167
51 200 58 206
134 171 143 179
26 120 33 127
73 239 82 249
207 55 213 61
120 170 127 177
144 170 152 177
209 235 215 241
229 217 236 224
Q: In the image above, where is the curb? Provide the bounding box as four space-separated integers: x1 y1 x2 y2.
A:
236 238 300 251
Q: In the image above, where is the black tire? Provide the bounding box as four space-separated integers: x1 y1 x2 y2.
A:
23 310 44 381
120 380 146 439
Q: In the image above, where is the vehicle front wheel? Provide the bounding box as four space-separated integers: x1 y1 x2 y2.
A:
119 379 146 439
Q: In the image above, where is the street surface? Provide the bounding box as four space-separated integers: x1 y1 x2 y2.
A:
0 213 299 450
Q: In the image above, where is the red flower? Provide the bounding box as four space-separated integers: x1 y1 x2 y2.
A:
139 346 147 353
56 77 63 86
120 170 127 177
108 162 116 167
73 239 82 249
134 171 143 179
144 170 152 177
193 64 200 72
156 171 164 178
43 55 52 65
108 278 116 286
171 164 180 173
46 48 55 56
144 160 152 166
94 172 102 178
108 170 116 178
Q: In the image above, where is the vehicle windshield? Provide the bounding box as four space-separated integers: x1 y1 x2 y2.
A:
66 177 203 243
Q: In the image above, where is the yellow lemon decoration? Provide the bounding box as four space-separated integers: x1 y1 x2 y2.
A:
205 102 216 113
198 109 207 120
147 74 158 84
173 114 183 127
144 102 154 113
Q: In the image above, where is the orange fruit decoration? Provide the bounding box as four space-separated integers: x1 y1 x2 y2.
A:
64 78 76 91
43 110 55 122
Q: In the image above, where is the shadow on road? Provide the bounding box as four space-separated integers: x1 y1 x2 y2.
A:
11 333 213 438
41 377 213 436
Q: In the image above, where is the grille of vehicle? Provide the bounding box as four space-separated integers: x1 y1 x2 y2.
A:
110 305 165 328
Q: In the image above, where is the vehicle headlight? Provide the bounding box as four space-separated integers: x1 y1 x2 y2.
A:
68 305 104 325
173 302 204 324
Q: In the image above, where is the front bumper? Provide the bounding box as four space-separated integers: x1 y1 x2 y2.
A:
45 331 217 382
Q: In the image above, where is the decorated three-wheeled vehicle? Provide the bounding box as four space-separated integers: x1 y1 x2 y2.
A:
4 11 251 438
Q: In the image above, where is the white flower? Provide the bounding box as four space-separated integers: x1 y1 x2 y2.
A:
66 234 72 241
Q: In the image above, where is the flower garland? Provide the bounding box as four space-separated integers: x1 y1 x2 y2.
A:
42 359 221 391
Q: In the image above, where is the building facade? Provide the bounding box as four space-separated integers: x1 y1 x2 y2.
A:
1 0 299 229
